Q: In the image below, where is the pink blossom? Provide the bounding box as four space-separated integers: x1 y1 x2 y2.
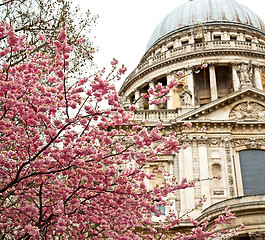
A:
77 37 86 44
111 58 118 65
184 121 192 128
168 78 178 89
38 33 46 41
58 29 67 42
129 104 136 111
201 62 208 68
141 93 150 98
119 65 127 74
177 70 184 77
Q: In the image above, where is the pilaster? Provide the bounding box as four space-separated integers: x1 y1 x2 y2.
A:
232 63 240 91
135 89 141 109
254 65 263 90
198 139 211 209
180 144 195 214
209 64 218 101
149 81 157 110
167 73 174 109
187 68 195 106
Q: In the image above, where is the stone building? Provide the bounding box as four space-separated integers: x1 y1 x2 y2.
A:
119 0 265 238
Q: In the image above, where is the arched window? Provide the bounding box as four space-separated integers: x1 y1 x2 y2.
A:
239 150 265 195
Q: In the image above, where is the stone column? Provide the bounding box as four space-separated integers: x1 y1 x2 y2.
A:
198 140 211 209
184 144 195 211
205 32 211 42
222 31 229 41
161 45 167 53
167 73 174 109
149 81 157 110
135 89 141 109
232 63 240 91
174 38 181 48
238 33 244 41
209 64 218 101
252 37 258 50
167 160 176 214
187 68 195 106
190 35 194 44
254 66 263 90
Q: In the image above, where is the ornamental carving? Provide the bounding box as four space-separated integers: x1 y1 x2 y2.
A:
249 231 265 240
232 138 263 149
236 61 253 85
179 85 192 106
225 145 235 197
229 101 265 121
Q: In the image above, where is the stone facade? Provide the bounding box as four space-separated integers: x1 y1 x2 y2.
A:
119 0 265 238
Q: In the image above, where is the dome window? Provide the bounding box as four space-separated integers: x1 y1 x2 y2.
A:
155 49 161 55
195 38 203 44
181 40 189 45
230 35 237 41
214 35 221 41
246 38 252 42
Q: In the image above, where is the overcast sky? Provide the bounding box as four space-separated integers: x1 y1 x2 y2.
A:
79 0 265 85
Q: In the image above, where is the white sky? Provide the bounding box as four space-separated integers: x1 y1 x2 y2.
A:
79 0 265 87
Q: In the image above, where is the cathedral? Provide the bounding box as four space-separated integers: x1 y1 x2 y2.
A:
119 0 265 239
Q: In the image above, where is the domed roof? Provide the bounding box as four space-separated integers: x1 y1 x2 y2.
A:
147 0 265 50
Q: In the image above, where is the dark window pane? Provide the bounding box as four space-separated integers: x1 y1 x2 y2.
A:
239 150 265 195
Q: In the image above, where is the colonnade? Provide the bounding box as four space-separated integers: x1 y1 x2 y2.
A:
132 63 263 110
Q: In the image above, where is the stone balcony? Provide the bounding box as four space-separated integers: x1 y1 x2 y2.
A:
134 109 178 122
133 108 195 122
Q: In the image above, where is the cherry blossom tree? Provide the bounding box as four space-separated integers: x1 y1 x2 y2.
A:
0 23 238 239
0 0 97 73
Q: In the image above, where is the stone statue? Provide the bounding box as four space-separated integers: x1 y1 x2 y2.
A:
180 85 192 106
237 61 253 85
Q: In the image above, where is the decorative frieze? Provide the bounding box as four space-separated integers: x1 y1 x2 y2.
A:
232 138 264 149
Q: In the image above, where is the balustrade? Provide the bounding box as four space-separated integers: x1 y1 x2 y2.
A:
133 109 178 121
133 40 265 78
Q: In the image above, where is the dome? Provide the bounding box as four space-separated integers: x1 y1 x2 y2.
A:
147 0 265 50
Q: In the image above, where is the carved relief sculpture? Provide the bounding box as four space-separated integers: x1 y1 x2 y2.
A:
249 231 265 240
237 61 253 86
229 101 265 121
179 85 192 106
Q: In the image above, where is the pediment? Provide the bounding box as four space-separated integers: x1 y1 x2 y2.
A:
176 87 265 122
